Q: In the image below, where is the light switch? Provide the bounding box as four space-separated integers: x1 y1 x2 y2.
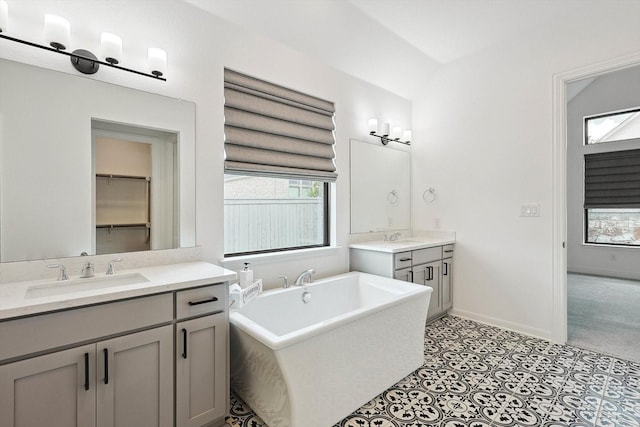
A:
520 204 540 217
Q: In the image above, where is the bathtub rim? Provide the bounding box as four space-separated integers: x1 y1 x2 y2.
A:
229 271 431 351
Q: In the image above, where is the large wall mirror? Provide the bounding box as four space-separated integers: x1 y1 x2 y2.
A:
350 139 411 233
0 58 196 262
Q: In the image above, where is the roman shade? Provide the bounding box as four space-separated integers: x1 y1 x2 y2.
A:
224 69 337 181
584 148 640 208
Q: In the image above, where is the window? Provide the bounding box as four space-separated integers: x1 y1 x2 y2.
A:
585 108 640 144
223 69 336 256
584 108 640 246
224 176 329 255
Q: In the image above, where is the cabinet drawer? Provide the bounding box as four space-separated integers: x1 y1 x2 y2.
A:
176 284 227 319
442 244 454 259
0 293 172 363
413 247 442 264
394 267 412 282
394 252 412 270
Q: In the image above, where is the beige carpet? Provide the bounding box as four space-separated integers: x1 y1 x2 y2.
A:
568 273 640 363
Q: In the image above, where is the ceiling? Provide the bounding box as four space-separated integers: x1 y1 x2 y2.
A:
183 0 616 100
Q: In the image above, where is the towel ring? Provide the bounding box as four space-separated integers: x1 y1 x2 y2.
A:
387 190 399 204
423 187 436 203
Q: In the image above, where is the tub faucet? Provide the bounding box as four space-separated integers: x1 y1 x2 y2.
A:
294 269 315 286
278 275 289 288
80 262 95 278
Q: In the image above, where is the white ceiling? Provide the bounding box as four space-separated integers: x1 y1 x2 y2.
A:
348 0 592 64
182 0 619 100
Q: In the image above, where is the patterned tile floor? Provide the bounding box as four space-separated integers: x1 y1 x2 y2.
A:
225 315 640 427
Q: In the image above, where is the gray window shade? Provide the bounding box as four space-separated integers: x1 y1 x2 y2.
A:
224 69 337 181
584 149 640 208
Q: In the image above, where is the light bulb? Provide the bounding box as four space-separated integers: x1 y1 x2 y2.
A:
44 14 70 50
101 32 122 65
148 47 167 77
368 118 378 134
0 0 8 33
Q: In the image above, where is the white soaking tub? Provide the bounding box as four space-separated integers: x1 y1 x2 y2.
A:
229 271 432 427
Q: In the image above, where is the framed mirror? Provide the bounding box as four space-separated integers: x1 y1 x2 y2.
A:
0 58 195 262
350 138 411 233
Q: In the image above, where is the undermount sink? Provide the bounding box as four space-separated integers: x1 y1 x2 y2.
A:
384 239 424 244
25 273 150 298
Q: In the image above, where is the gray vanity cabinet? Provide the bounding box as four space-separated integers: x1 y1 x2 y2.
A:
176 313 227 427
442 246 454 312
175 284 228 427
97 326 174 427
0 326 173 427
351 243 454 321
0 344 96 427
0 281 229 427
0 299 174 427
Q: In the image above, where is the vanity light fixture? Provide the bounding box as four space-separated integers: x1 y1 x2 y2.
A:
0 0 7 33
367 118 411 145
0 3 167 81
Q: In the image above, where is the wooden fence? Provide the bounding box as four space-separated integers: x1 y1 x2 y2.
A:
224 198 324 253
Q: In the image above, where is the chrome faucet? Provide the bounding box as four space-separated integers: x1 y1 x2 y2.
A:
106 258 123 275
80 262 95 278
48 264 69 281
294 269 315 286
278 275 289 288
385 232 402 242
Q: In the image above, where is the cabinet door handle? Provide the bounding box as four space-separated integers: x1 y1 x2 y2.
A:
84 352 90 391
182 328 188 359
103 348 109 385
444 249 453 253
408 270 413 282
444 262 449 276
425 266 432 281
187 297 218 306
399 258 412 262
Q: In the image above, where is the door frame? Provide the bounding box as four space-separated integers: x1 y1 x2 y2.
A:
551 52 640 343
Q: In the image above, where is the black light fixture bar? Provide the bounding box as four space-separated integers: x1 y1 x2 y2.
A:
0 33 166 81
369 131 411 146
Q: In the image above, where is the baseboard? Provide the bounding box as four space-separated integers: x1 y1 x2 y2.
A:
567 265 640 281
448 308 554 342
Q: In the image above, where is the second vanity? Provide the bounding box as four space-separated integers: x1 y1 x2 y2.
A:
0 261 236 427
349 234 455 321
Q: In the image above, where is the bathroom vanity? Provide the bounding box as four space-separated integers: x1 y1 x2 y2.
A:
0 261 235 427
349 236 455 321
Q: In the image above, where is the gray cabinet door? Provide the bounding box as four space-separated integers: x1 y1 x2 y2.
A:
0 344 96 427
442 258 453 311
96 326 173 427
424 260 442 319
176 313 227 427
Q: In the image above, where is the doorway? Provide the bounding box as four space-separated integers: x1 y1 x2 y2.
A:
553 54 640 360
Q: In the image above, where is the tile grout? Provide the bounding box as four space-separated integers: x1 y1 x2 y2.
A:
226 315 640 427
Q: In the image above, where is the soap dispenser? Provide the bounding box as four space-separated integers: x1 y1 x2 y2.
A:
238 262 253 288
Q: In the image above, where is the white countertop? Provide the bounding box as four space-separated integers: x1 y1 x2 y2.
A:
0 261 237 320
349 237 455 253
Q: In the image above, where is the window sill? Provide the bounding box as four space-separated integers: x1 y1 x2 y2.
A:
220 245 343 269
582 242 640 249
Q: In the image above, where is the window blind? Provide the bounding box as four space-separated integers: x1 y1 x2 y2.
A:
584 148 640 208
224 69 337 181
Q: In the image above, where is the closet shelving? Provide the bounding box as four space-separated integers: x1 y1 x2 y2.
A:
95 173 151 248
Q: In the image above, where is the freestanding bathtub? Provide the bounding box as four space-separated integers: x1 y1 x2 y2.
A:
229 271 432 427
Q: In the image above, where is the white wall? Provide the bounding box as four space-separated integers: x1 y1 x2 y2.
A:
411 4 640 339
567 65 640 280
0 0 411 286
